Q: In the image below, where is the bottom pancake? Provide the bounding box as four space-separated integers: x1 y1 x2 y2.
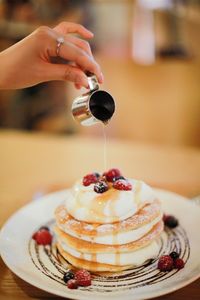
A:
57 243 133 272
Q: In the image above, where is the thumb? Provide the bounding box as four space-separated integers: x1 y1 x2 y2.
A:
44 63 89 88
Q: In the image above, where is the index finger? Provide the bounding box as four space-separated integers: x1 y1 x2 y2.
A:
53 22 94 39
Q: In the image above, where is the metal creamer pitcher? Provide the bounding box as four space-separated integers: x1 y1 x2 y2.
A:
71 73 115 126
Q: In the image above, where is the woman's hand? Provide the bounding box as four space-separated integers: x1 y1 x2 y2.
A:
0 22 103 89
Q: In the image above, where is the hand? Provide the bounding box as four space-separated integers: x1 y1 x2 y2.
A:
0 22 103 89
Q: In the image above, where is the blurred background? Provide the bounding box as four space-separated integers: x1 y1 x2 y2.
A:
0 0 199 147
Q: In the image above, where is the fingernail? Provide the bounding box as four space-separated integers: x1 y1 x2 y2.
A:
86 30 94 38
88 30 94 36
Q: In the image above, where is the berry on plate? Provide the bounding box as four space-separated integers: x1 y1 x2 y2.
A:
75 269 91 287
174 258 185 269
67 279 78 289
32 228 52 245
63 270 75 283
163 215 179 228
103 168 121 182
169 251 179 260
157 255 174 272
113 179 132 191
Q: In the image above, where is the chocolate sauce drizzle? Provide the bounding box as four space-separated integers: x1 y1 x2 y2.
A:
28 220 190 293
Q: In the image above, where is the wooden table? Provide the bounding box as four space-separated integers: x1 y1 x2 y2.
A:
0 130 200 300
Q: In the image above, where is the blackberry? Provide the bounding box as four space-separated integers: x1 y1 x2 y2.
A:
113 176 125 181
94 172 100 178
39 226 49 231
170 251 179 260
63 270 75 283
94 181 108 193
164 215 179 228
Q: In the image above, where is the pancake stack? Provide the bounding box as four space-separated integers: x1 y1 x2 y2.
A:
54 176 163 272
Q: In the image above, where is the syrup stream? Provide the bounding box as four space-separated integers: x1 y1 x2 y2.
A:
101 123 107 172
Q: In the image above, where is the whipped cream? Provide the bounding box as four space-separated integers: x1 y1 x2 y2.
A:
64 179 155 223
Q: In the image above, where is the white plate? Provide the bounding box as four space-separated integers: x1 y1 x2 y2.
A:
0 189 200 300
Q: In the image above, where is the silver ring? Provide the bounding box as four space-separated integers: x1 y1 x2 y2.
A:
56 37 64 57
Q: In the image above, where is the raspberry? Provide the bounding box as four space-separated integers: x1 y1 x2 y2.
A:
67 279 78 289
83 173 99 186
158 255 174 271
164 215 179 228
75 269 91 287
32 232 38 240
32 229 52 245
174 258 185 269
94 181 108 193
63 270 74 283
169 251 179 260
103 168 121 182
113 179 132 191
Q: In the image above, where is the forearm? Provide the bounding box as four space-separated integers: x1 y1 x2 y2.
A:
0 50 11 89
0 45 24 90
